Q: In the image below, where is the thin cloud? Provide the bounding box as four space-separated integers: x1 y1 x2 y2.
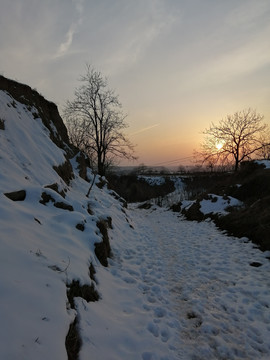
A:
54 0 84 58
56 24 76 57
201 33 270 85
72 0 84 16
104 2 176 75
131 124 159 136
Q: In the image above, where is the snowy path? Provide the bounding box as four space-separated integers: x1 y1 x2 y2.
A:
135 207 270 359
80 205 270 360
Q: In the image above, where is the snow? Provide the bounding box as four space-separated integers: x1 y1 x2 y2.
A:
256 160 270 169
138 175 166 186
124 207 270 359
0 90 67 191
200 194 243 215
1 89 270 359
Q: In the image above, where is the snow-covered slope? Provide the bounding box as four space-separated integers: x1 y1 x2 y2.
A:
0 84 137 359
0 80 185 360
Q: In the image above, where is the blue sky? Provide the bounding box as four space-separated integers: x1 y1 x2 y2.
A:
1 0 270 165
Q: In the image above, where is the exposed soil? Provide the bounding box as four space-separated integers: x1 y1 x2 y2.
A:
95 218 112 267
181 162 270 251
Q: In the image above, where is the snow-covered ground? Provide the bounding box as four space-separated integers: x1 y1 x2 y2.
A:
138 175 166 186
256 160 270 169
1 87 270 359
119 206 270 359
199 194 242 215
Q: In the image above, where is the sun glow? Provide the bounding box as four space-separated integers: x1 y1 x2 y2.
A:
216 142 223 150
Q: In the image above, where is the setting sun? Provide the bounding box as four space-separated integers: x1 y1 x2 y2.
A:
216 142 223 150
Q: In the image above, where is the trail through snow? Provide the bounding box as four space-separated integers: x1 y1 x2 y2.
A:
91 204 270 360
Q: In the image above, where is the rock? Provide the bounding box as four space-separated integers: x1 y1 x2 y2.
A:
95 219 112 267
4 190 26 201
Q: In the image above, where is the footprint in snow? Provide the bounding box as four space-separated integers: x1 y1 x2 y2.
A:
147 322 159 337
123 276 136 284
126 268 140 277
160 328 170 342
141 351 159 360
147 295 156 303
154 307 166 318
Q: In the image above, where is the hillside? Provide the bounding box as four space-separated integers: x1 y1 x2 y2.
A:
180 163 270 251
0 77 144 359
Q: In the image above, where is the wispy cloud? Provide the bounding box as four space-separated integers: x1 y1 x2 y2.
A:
104 1 176 74
72 0 84 16
131 123 159 136
225 1 270 28
55 0 84 58
56 24 76 57
201 32 270 85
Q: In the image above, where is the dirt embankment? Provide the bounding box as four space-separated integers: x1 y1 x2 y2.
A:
180 162 270 252
0 75 70 150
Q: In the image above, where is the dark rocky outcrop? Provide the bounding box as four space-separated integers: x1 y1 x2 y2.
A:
0 75 70 151
39 191 56 205
65 279 100 360
0 118 5 130
95 218 112 267
65 316 82 360
0 76 95 192
66 280 99 309
4 190 26 201
54 201 74 211
44 183 66 198
180 162 270 251
53 162 74 186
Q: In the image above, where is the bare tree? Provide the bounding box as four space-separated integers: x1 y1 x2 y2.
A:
64 64 136 175
198 108 269 171
257 129 270 160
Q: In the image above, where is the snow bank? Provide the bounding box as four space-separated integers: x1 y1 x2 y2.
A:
256 159 270 169
200 194 243 215
138 175 166 185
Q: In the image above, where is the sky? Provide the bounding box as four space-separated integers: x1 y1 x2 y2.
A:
1 0 270 167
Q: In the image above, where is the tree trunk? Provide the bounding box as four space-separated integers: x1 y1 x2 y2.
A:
234 161 239 172
97 153 105 176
